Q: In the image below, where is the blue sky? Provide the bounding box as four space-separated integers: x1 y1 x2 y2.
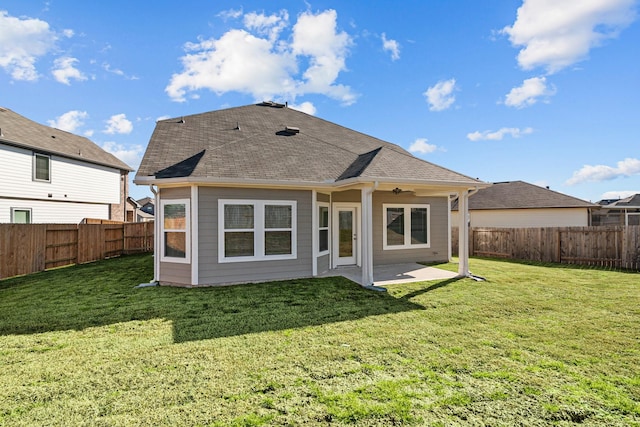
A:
1 0 639 202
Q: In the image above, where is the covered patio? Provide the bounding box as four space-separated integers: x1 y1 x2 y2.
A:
320 262 458 287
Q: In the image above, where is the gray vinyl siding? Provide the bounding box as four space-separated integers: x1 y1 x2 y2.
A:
317 253 330 274
332 189 361 203
317 192 330 203
158 186 193 285
198 187 313 285
373 192 449 264
159 263 191 286
160 187 191 199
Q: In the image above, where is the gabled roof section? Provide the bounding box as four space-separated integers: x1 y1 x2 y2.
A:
0 107 132 171
452 181 596 211
136 103 483 187
337 147 382 180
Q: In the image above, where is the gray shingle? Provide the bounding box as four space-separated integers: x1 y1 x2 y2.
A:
136 103 481 186
452 181 596 210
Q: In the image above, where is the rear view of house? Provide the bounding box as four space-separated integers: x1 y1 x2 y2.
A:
0 107 132 223
135 102 487 287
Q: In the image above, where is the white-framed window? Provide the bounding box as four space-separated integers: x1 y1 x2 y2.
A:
627 212 640 226
11 208 32 224
318 202 330 255
383 203 430 250
219 199 297 263
33 153 51 182
161 199 190 263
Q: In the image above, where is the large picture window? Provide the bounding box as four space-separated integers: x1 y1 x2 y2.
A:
33 153 51 182
383 204 430 250
161 199 190 263
219 199 296 263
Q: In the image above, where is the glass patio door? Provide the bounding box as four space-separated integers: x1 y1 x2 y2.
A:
336 207 357 265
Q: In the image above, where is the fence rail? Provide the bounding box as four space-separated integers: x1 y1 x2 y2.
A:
0 222 154 279
452 225 640 271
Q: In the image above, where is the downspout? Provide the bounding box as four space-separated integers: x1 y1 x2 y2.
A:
136 184 159 288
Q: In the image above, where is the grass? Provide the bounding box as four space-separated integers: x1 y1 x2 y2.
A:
0 255 638 426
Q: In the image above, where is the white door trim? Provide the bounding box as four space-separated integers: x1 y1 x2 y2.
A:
332 203 361 268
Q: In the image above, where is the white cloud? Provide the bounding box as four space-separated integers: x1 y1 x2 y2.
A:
0 10 58 81
103 62 138 80
424 78 457 111
166 9 356 105
467 127 533 141
103 114 133 135
47 110 88 132
244 10 288 41
62 29 74 38
101 141 143 168
566 158 640 185
504 76 555 108
156 115 171 122
52 56 87 85
291 10 355 104
218 8 243 20
502 0 637 73
289 101 317 115
409 138 438 154
381 33 400 61
600 190 640 200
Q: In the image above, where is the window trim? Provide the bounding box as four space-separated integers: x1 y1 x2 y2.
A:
33 153 51 183
382 203 431 250
218 199 297 263
11 208 32 224
160 199 190 264
318 202 330 256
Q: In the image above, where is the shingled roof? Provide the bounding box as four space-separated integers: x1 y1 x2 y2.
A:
452 181 595 211
136 103 482 187
599 194 640 208
0 107 132 171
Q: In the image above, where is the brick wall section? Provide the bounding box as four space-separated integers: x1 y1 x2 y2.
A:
110 171 128 222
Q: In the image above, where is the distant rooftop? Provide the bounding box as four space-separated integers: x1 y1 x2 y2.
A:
0 107 132 171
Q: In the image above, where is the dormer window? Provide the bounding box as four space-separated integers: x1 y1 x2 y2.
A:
33 153 51 182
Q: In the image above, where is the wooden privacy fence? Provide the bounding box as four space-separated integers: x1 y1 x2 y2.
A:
452 225 640 271
0 222 154 279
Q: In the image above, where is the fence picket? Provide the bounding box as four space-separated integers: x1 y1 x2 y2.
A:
452 225 640 271
1 222 154 279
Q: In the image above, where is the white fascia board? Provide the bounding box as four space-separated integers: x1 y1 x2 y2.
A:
134 175 489 192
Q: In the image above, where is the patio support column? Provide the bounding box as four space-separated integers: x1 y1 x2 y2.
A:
457 190 470 277
361 186 374 286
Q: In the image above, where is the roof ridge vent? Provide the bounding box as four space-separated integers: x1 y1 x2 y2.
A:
285 126 300 134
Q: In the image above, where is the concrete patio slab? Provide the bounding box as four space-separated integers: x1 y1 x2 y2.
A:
321 263 458 286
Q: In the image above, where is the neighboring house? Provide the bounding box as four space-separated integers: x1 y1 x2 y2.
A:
137 196 155 215
126 197 154 222
0 107 132 223
451 181 596 228
134 102 487 287
592 194 640 226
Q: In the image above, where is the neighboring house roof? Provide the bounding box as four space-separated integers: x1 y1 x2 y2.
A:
452 181 596 211
0 107 132 171
136 102 482 188
598 194 640 209
137 197 154 206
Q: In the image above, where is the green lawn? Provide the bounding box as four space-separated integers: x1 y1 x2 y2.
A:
0 255 638 426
